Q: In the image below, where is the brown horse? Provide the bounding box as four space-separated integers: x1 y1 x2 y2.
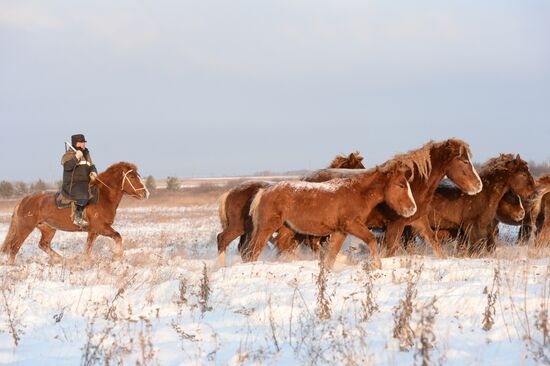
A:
520 175 550 247
496 190 526 225
367 139 483 258
242 161 417 269
273 139 483 258
216 151 366 264
329 151 366 169
427 154 535 255
1 162 149 265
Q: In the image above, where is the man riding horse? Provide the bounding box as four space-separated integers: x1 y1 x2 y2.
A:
61 134 98 227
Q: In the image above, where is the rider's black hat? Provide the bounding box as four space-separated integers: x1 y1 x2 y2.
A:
71 134 87 147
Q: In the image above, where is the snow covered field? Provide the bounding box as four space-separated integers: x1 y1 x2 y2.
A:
1 202 550 365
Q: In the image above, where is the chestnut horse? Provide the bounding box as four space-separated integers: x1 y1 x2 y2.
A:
1 162 149 264
273 139 483 258
242 161 417 269
216 151 365 264
427 154 535 255
367 139 482 258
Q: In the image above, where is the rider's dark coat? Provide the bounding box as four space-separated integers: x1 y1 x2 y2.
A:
61 148 97 201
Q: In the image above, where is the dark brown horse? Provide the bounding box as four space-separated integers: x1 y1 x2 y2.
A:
243 161 417 268
1 162 149 264
216 151 366 265
427 154 535 255
496 190 526 225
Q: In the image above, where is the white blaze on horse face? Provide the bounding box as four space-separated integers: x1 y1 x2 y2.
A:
466 153 483 195
403 180 417 218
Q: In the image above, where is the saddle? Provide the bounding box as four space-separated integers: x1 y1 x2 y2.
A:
55 186 100 224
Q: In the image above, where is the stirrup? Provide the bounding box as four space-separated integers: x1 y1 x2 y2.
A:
73 210 88 228
73 217 88 228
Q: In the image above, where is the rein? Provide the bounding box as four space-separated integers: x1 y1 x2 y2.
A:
93 169 147 198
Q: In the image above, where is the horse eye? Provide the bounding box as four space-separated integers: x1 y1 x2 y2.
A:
399 184 405 189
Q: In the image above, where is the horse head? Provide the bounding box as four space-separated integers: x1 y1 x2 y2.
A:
381 161 417 218
443 139 483 195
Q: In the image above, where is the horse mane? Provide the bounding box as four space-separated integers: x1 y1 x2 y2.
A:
538 174 550 186
328 151 365 169
389 139 472 181
477 154 517 177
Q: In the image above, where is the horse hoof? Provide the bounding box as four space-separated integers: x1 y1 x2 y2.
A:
372 258 382 270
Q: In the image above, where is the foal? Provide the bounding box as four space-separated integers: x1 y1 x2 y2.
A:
243 162 417 269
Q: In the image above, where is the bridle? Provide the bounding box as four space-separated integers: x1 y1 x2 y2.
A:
122 169 148 198
93 169 148 199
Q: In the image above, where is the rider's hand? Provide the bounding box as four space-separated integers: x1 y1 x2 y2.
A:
75 150 84 160
89 172 98 181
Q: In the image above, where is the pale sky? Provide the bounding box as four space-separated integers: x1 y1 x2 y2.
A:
1 1 549 182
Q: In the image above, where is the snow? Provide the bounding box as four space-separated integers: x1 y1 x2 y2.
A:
1 204 550 365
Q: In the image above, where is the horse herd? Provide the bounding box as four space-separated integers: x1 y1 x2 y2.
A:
1 140 550 268
217 139 550 269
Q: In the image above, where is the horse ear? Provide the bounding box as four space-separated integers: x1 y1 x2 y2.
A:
516 154 521 162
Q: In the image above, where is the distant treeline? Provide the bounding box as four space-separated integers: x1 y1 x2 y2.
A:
2 161 549 199
0 179 54 198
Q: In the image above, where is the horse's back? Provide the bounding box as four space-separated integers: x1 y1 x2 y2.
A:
18 191 55 211
303 168 364 183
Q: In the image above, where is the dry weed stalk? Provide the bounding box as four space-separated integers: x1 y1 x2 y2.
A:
316 260 332 320
268 296 280 352
0 285 24 347
137 317 157 366
482 268 500 331
393 264 423 351
415 296 438 366
198 262 212 314
361 260 379 322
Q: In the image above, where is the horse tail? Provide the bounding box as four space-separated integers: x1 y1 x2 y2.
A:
249 189 266 240
218 191 230 230
1 202 21 255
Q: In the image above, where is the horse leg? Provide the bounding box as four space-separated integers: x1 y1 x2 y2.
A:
383 221 406 257
97 226 123 258
216 224 244 266
273 226 300 258
5 218 38 265
410 217 446 259
535 218 550 247
36 224 62 262
82 232 99 258
345 222 382 269
320 231 347 269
